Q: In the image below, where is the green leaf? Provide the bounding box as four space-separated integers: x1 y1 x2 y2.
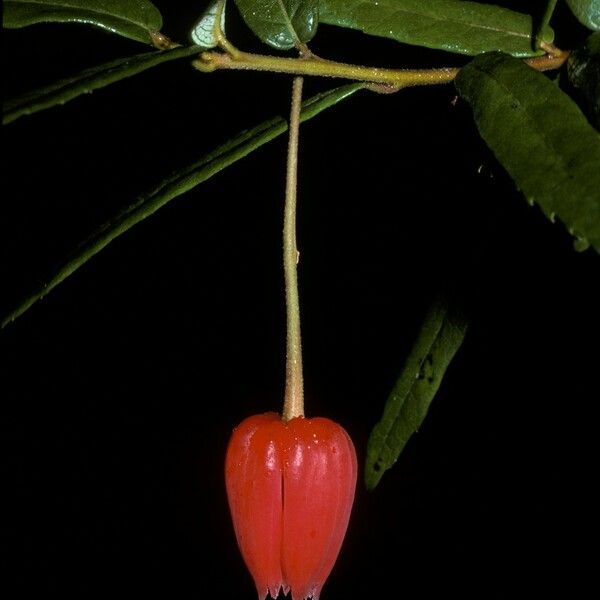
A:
320 0 553 57
234 0 319 50
365 297 468 490
566 0 600 31
456 52 600 254
0 83 362 328
568 32 600 129
3 46 201 125
3 0 163 45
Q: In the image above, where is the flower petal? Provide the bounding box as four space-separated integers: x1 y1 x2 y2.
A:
281 417 357 600
225 413 284 599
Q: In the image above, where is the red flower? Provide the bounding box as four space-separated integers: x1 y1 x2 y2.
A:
225 412 357 600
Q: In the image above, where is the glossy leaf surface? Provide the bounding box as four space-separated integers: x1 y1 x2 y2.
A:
225 413 357 600
456 52 600 254
566 0 600 30
3 46 201 125
320 0 553 57
365 297 468 490
234 0 319 49
3 0 162 45
0 83 362 328
568 32 600 128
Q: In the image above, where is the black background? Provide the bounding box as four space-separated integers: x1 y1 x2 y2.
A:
2 2 598 598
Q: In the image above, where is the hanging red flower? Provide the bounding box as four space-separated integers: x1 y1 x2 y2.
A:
225 412 357 600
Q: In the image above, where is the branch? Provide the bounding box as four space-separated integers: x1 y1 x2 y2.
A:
194 46 568 89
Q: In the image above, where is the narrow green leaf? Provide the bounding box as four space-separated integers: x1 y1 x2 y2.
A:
0 83 362 328
456 52 600 254
365 297 468 490
3 46 201 125
234 0 319 50
566 0 600 31
3 0 163 45
568 32 600 128
320 0 553 57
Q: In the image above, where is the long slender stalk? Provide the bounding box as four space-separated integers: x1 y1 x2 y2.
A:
282 76 305 422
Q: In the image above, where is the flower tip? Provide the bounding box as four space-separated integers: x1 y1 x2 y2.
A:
291 588 321 600
258 583 288 600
